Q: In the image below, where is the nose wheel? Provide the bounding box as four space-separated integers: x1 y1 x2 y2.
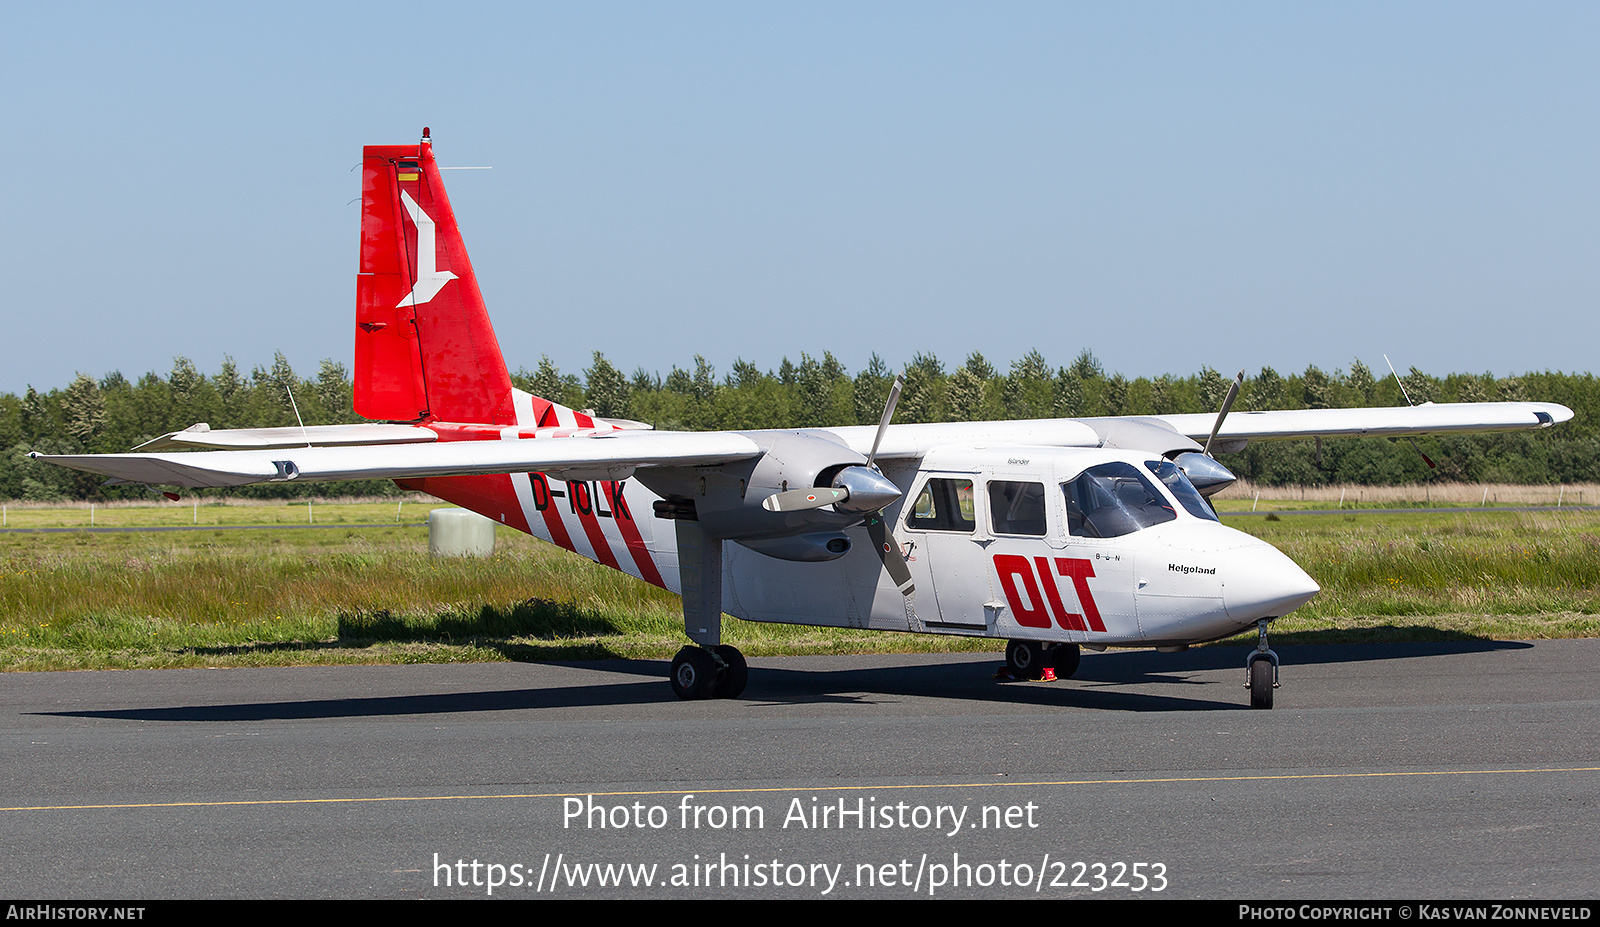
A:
1246 618 1279 710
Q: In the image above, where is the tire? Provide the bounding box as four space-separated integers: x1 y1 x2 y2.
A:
711 645 748 699
670 646 718 700
1052 643 1081 680
1249 657 1275 710
1005 640 1045 679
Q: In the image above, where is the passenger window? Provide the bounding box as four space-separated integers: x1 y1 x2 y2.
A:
988 480 1047 536
905 478 975 532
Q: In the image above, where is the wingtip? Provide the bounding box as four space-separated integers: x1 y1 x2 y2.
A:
1545 403 1576 424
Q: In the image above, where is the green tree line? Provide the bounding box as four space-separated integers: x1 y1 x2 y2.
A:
4 351 1596 501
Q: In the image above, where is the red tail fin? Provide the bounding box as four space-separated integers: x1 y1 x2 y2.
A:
355 130 516 425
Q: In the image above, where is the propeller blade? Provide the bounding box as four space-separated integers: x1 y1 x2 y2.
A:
865 512 914 597
1405 437 1437 469
1384 359 1434 469
761 486 850 513
1203 369 1245 457
866 375 904 470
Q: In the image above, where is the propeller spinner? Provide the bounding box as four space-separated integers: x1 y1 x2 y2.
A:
760 375 915 595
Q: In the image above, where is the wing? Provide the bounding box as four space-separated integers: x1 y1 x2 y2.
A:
817 419 1102 459
32 420 1105 489
1154 401 1572 449
33 431 763 488
34 401 1574 488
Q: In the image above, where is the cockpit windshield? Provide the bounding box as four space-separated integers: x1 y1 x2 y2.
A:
1144 459 1220 522
1062 461 1177 538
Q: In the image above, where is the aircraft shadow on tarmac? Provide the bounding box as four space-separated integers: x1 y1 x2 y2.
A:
39 639 1531 723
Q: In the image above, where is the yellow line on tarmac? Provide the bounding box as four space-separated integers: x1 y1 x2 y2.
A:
5 766 1599 813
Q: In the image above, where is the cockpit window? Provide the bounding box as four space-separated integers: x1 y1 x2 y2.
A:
988 480 1047 536
1144 460 1219 522
906 478 975 532
1062 462 1176 538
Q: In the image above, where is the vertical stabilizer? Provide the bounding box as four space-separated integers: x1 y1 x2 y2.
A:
355 130 516 425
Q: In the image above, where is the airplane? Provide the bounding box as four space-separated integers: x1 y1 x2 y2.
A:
35 129 1575 710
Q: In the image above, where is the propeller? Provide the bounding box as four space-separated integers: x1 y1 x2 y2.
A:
866 509 915 596
761 486 849 512
1405 438 1436 470
1202 369 1244 457
760 375 915 596
866 374 902 470
1383 354 1437 471
761 375 905 515
1177 370 1244 497
863 374 915 595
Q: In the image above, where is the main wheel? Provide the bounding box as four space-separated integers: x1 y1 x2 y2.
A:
711 645 748 699
670 646 718 700
1005 640 1046 679
1052 643 1081 679
1249 657 1275 710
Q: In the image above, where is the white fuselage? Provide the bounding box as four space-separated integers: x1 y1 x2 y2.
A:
504 444 1319 648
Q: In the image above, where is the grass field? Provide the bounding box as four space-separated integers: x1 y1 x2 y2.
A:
0 495 434 529
1 498 1597 671
1214 480 1600 511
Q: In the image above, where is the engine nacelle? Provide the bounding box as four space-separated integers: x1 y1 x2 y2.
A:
737 532 852 562
636 431 891 557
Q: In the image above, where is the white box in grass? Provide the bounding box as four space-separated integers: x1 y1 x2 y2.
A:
428 508 496 557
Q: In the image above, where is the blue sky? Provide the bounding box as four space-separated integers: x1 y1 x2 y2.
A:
3 2 1596 395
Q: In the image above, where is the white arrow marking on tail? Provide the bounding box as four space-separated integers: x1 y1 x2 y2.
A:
396 190 458 307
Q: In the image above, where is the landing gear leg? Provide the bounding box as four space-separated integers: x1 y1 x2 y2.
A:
669 521 747 700
1246 618 1279 710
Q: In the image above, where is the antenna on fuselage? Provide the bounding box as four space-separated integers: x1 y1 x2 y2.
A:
285 384 312 449
1383 354 1415 407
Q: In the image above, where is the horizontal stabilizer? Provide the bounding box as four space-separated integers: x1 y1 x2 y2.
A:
134 423 439 451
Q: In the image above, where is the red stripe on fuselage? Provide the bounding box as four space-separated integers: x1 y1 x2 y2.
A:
604 480 664 588
397 474 531 534
526 472 578 553
565 480 621 571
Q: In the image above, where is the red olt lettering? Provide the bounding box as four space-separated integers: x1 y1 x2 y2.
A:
992 554 1106 632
